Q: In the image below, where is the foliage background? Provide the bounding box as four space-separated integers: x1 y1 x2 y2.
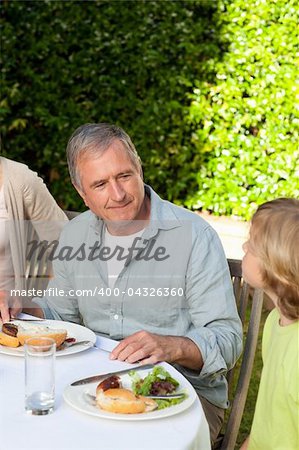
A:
186 0 299 218
1 0 298 218
1 2 297 446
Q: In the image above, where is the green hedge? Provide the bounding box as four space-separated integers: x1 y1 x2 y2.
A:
1 0 221 210
1 0 298 218
186 0 299 219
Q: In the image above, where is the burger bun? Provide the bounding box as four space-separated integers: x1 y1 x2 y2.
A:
0 331 20 348
96 387 157 414
17 325 67 347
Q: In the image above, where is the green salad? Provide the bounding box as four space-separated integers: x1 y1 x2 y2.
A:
129 366 186 410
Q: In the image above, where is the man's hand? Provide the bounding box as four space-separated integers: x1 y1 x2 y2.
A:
0 291 22 325
110 331 203 370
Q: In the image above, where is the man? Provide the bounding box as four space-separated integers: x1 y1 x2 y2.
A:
3 123 242 444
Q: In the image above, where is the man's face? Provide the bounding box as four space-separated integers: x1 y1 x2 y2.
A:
76 141 148 228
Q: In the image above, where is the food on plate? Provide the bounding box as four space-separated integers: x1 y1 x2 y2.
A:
96 386 157 414
96 375 157 414
94 366 185 414
130 366 185 410
17 325 67 347
131 365 179 395
2 323 18 337
97 375 121 391
0 322 67 348
0 331 20 348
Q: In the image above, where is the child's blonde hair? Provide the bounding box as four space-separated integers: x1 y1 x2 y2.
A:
250 198 299 320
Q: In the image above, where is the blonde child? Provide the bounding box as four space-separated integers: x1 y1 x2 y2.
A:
240 198 299 450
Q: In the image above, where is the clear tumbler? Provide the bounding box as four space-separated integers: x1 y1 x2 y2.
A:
25 337 56 415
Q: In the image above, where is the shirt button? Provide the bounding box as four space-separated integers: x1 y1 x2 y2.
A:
113 314 119 320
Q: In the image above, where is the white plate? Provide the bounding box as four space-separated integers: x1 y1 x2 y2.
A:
63 364 197 421
0 320 96 357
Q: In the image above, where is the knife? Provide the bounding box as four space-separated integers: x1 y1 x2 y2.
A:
71 363 154 386
10 317 45 322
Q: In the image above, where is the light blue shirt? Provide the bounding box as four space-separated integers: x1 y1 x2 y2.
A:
35 186 242 408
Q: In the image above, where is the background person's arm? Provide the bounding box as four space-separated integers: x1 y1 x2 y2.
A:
22 167 68 271
22 166 67 234
0 290 22 324
0 290 44 323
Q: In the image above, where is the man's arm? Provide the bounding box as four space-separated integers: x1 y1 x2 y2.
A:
111 332 203 369
32 266 80 323
182 226 242 377
31 223 83 323
111 225 242 375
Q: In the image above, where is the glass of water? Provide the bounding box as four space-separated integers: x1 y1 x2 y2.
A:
25 337 56 415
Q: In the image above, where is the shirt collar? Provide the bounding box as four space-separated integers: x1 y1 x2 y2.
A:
143 185 182 238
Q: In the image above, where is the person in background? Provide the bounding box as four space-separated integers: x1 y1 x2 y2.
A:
240 198 299 450
0 156 68 323
1 124 242 445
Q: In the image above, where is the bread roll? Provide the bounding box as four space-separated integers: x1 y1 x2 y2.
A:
0 331 20 347
138 395 158 413
96 387 157 414
17 325 67 347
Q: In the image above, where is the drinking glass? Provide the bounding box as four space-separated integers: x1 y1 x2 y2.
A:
24 337 56 415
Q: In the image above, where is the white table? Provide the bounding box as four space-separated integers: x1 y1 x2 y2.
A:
0 328 211 450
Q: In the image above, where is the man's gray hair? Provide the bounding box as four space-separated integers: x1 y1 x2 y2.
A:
66 123 142 189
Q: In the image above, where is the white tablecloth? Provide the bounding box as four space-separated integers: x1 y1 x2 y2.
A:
0 324 211 450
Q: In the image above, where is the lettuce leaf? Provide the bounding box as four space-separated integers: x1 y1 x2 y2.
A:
130 366 179 396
